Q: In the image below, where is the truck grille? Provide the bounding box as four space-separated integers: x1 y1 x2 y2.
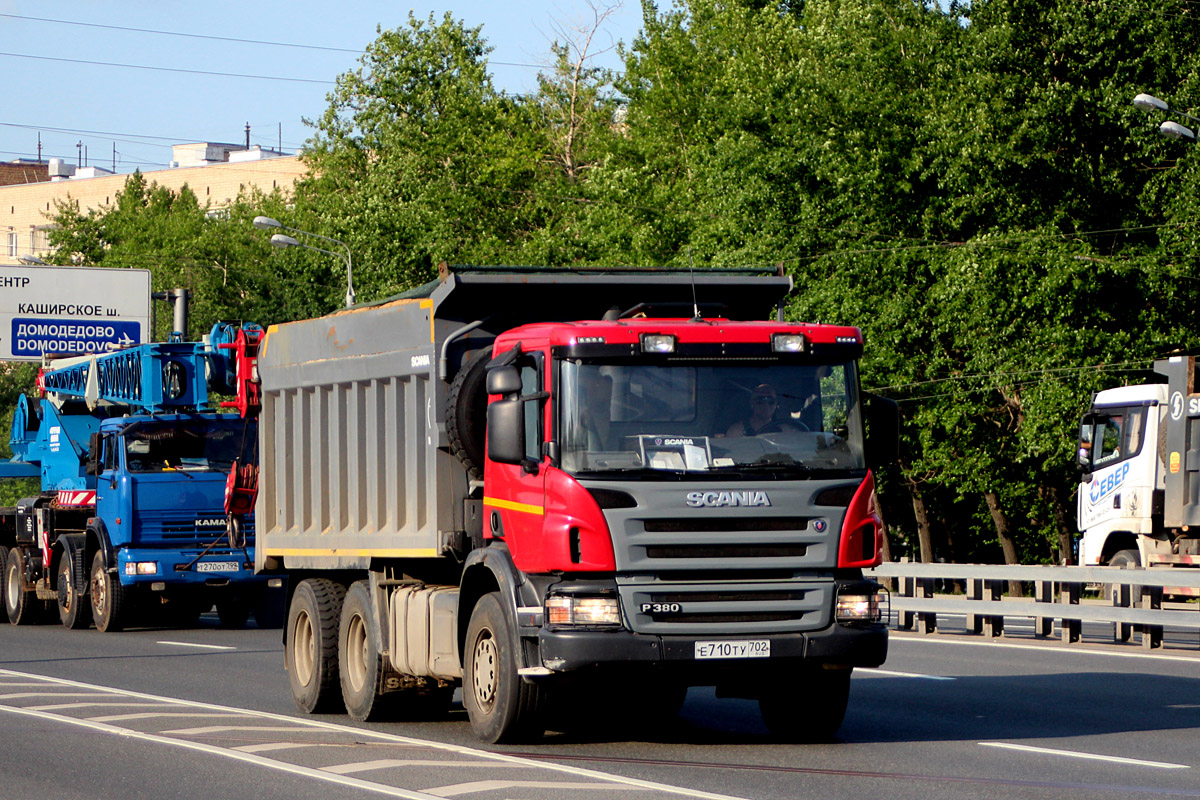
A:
135 512 256 545
617 580 833 634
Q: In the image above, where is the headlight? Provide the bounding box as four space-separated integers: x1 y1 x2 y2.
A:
836 587 888 625
546 594 622 627
771 333 807 353
124 561 159 576
640 334 676 354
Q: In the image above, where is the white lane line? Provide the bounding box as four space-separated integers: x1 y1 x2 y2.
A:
1168 704 1200 709
425 781 641 797
0 667 751 800
89 712 250 722
0 703 448 800
27 702 182 711
979 742 1191 770
163 725 331 735
0 692 113 700
891 634 1200 664
157 641 237 651
234 742 333 754
324 761 529 775
859 668 955 681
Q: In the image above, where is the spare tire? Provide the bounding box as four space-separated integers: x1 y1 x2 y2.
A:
447 346 493 479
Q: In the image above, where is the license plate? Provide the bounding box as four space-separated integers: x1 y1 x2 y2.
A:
694 640 770 660
196 561 240 573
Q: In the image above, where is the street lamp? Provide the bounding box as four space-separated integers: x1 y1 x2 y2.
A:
17 255 48 265
1133 92 1200 144
253 215 355 307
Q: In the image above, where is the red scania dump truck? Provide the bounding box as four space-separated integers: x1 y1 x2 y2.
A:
254 265 896 743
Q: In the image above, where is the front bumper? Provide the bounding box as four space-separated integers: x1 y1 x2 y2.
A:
115 548 265 587
537 619 887 675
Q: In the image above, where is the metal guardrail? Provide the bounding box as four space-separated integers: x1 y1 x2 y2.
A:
865 560 1200 650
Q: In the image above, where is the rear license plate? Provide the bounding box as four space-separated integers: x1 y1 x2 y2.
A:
196 561 239 573
694 640 770 660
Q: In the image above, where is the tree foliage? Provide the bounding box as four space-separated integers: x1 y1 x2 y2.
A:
36 0 1200 564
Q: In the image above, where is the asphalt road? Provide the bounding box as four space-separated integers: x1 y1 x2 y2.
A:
0 616 1197 800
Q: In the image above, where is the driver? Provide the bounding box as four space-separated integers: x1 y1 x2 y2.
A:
726 384 804 437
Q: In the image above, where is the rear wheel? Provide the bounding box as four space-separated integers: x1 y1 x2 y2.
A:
90 551 127 632
6 546 48 626
339 581 393 721
758 667 852 743
56 550 92 629
0 545 9 624
463 591 544 743
287 578 345 714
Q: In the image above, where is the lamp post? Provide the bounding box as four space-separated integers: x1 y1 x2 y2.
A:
1133 92 1199 143
16 255 48 265
253 216 355 308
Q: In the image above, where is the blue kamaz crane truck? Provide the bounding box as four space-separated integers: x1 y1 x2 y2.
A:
0 322 279 631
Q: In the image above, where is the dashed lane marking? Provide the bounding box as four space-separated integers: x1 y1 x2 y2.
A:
425 781 643 797
157 641 238 650
163 724 334 735
859 668 956 681
979 742 1191 770
88 712 251 722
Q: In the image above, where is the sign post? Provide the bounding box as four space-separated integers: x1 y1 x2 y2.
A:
0 265 152 360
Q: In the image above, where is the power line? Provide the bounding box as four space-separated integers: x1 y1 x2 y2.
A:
0 13 547 69
0 51 335 85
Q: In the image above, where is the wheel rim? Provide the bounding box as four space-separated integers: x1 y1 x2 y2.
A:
58 559 74 612
345 613 369 692
471 630 498 712
292 609 315 686
90 565 107 617
6 560 19 612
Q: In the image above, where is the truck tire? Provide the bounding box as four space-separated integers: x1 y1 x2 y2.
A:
6 546 47 626
758 667 852 743
1106 548 1142 605
287 578 346 714
0 545 8 624
90 551 128 633
463 591 544 743
446 346 492 480
339 581 393 721
56 549 92 630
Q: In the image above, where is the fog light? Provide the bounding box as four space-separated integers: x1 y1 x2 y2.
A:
640 334 676 354
268 577 284 588
771 333 807 353
836 588 887 624
546 594 622 627
124 561 159 576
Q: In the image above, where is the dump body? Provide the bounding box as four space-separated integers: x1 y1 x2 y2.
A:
261 266 893 743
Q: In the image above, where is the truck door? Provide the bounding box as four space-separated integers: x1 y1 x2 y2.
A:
484 351 548 569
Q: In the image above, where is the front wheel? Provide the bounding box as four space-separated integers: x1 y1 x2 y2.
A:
57 550 92 630
1106 548 1142 605
462 591 544 743
89 551 127 633
758 667 852 743
286 578 345 714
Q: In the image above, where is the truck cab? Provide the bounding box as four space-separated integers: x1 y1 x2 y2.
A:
1076 383 1165 567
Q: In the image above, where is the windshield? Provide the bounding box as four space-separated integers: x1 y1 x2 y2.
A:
559 359 865 476
124 419 254 473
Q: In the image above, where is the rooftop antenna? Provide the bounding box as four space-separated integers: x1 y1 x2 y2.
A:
689 247 702 321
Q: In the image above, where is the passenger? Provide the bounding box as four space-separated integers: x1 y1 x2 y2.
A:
726 384 806 437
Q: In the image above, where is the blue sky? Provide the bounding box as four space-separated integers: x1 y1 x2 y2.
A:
0 1 643 174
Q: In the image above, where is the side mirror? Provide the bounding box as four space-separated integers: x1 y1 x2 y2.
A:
487 365 522 396
487 398 526 465
863 392 899 468
85 432 101 476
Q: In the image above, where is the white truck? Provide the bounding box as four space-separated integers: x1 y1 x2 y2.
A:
1076 356 1200 590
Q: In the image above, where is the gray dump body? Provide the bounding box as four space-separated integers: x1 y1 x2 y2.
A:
255 266 792 572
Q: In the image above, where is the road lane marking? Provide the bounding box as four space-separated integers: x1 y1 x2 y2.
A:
0 667 751 800
0 692 113 700
157 641 237 650
859 668 955 681
979 742 1191 770
425 781 641 797
324 760 530 775
163 724 331 735
233 742 329 754
891 634 1200 664
27 702 183 711
88 712 250 722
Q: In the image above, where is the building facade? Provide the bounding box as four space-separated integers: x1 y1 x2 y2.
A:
0 144 306 265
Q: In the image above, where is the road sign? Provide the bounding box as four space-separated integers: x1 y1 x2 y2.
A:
0 265 151 360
